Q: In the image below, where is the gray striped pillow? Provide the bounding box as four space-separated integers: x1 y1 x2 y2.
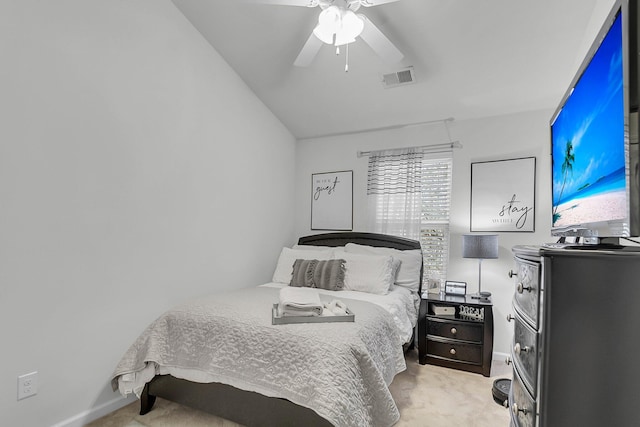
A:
290 259 346 291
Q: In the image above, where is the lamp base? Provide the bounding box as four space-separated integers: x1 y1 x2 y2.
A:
470 291 492 300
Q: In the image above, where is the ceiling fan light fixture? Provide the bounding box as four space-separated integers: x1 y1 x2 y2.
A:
317 6 341 32
334 10 363 46
314 5 364 46
313 23 335 44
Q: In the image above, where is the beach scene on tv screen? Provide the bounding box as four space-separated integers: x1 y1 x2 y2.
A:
551 13 626 228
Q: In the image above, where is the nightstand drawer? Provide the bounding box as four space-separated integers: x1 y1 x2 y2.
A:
426 338 483 364
427 318 483 343
419 294 493 376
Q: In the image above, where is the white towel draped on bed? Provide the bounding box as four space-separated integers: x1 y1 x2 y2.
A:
279 286 324 316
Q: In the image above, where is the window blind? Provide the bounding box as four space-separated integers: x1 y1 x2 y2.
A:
367 148 453 290
367 148 424 240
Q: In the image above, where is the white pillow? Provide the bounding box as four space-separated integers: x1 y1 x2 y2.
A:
272 247 334 284
291 244 349 258
345 243 422 292
331 247 347 258
342 252 395 295
291 244 341 251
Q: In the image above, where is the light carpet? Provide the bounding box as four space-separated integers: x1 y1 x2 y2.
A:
87 349 511 427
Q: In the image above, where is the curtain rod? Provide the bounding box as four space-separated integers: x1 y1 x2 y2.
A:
298 117 456 141
357 141 462 158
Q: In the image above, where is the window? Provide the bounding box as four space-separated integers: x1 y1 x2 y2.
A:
419 155 453 288
367 148 453 289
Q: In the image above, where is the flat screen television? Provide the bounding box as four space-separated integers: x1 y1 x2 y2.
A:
550 0 640 246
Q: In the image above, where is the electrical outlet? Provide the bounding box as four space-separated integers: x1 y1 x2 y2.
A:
17 371 38 400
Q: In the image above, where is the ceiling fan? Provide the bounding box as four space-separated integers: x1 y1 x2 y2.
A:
256 0 404 68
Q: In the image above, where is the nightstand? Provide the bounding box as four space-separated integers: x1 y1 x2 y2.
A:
418 292 494 376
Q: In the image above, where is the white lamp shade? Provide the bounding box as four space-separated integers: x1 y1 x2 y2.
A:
313 24 335 44
462 234 499 259
335 10 364 46
318 6 341 32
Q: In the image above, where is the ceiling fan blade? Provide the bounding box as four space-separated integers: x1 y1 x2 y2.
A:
356 0 400 6
358 15 403 63
294 33 324 67
248 0 319 6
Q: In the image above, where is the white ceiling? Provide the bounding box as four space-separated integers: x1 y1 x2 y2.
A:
171 0 613 140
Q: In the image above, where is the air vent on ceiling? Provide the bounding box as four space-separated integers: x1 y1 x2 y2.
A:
381 67 415 88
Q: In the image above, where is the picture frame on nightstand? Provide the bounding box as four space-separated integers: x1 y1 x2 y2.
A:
444 280 466 296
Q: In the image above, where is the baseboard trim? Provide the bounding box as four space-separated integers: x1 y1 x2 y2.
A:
51 394 136 427
493 351 510 363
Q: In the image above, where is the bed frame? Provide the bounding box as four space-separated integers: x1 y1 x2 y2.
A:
139 232 422 427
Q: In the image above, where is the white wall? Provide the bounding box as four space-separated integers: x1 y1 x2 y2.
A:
294 109 554 358
448 111 553 356
0 1 296 426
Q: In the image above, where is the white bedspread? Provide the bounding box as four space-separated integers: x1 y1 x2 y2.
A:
111 286 410 427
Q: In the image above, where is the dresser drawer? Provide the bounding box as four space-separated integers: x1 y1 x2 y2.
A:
512 256 541 328
510 367 537 427
426 338 482 365
512 311 538 396
426 317 483 343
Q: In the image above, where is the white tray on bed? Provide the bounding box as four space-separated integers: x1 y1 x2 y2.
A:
272 303 355 325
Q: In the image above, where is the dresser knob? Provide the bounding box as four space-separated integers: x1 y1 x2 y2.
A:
505 356 512 365
450 327 457 335
512 403 528 416
508 269 518 278
514 342 530 354
506 314 515 322
516 282 533 293
449 348 456 355
503 400 509 408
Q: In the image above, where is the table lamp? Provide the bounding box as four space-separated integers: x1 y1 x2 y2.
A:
462 234 498 299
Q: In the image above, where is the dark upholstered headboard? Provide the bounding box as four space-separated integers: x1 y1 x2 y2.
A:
298 232 424 293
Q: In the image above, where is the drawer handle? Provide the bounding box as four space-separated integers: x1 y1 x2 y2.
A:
514 342 530 354
508 269 518 278
450 327 457 335
506 314 515 322
516 282 533 293
449 348 456 355
512 402 528 416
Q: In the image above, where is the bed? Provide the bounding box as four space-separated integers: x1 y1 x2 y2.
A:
111 232 423 427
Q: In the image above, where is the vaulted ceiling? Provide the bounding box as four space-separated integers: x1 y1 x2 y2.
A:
171 0 614 139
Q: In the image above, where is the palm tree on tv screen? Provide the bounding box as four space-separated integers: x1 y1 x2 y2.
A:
553 140 575 224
